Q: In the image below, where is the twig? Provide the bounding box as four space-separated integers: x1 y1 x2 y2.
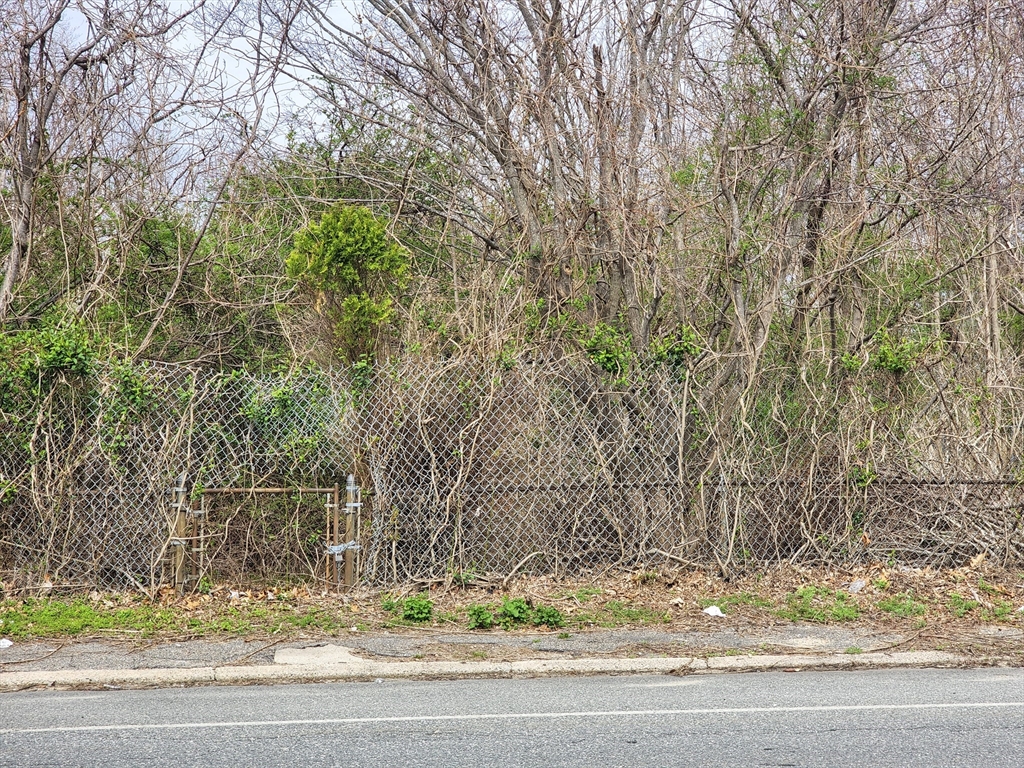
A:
502 552 547 589
226 637 288 666
0 642 65 667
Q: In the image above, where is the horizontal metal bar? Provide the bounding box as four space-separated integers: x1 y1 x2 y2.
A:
380 478 1024 494
201 487 337 494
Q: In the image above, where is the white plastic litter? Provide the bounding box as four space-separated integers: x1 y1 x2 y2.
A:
0 638 12 649
848 579 866 594
702 605 726 617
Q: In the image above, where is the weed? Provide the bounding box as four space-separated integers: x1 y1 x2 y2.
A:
401 594 433 623
845 647 863 654
778 586 860 623
532 605 566 629
450 568 481 588
467 604 496 630
632 571 660 585
840 353 863 373
467 599 565 631
977 578 999 596
982 600 1014 622
471 651 487 660
381 593 433 623
557 632 571 640
948 594 980 618
497 597 532 630
872 578 890 591
876 593 926 618
848 465 877 489
570 586 603 602
870 328 919 376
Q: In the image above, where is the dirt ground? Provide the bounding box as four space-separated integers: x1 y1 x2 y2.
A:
2 560 1022 665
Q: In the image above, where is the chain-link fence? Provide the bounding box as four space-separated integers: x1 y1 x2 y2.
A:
356 361 1024 582
2 358 1023 590
0 364 350 590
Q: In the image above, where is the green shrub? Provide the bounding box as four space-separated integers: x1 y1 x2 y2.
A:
497 597 533 630
37 325 95 376
870 329 919 376
583 322 632 382
401 594 433 623
381 593 434 623
466 604 496 630
532 605 565 628
651 327 700 371
286 204 409 358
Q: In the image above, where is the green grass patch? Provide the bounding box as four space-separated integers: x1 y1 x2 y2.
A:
574 600 670 628
876 593 926 618
558 586 602 603
0 599 178 638
1 596 367 639
948 594 980 618
777 586 859 623
982 600 1015 622
977 578 999 596
699 592 773 614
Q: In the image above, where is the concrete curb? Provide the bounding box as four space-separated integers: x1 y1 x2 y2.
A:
0 650 968 692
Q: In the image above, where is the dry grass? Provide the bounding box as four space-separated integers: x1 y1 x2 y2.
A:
3 562 1020 662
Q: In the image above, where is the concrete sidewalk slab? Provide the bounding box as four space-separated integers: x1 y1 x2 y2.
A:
0 650 969 692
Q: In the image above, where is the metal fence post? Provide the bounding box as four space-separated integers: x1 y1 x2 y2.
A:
344 475 359 589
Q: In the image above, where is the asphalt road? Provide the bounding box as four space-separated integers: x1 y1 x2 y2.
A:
1 668 1022 767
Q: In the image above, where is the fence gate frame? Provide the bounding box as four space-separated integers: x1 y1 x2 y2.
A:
168 478 361 593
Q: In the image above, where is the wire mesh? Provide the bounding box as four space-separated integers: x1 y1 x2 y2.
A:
355 360 1024 582
195 492 335 587
0 364 350 589
2 358 1022 590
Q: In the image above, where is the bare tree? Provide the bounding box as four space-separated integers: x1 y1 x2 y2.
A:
0 0 291 357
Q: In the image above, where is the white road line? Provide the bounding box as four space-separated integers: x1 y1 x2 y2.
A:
3 702 1024 735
